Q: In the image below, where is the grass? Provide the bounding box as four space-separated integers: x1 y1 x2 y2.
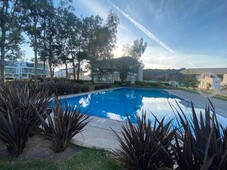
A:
0 148 123 170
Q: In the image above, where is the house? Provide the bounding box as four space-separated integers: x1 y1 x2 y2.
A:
181 68 227 90
55 68 91 80
5 61 49 79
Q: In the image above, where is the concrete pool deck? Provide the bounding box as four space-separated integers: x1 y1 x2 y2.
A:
71 89 227 152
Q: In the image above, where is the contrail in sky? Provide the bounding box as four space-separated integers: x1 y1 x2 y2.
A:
109 1 174 53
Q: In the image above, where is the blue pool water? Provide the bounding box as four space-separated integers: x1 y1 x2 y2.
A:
59 88 227 125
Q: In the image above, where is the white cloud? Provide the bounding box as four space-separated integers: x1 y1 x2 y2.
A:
141 46 226 69
109 1 174 54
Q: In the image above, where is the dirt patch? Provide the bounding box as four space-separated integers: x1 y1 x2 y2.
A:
0 135 80 161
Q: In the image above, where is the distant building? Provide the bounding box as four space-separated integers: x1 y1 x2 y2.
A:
5 61 49 79
55 68 91 80
137 66 143 81
181 68 227 90
198 75 221 90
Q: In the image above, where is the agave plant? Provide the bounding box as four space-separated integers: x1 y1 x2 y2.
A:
37 97 90 152
173 100 227 170
113 112 175 170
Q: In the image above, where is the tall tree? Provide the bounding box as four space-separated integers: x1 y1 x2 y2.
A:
0 0 24 82
106 10 119 58
76 51 88 80
38 1 56 80
83 12 119 81
82 15 103 81
22 0 52 84
124 38 147 61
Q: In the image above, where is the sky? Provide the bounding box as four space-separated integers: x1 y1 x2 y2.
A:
22 0 227 69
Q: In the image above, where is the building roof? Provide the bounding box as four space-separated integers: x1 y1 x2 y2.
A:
181 68 227 75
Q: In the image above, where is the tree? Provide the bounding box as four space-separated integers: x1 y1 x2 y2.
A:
106 10 119 56
37 1 56 80
83 12 119 81
76 51 88 80
0 0 24 82
114 56 140 81
82 15 103 81
123 38 147 61
22 0 53 84
181 76 199 89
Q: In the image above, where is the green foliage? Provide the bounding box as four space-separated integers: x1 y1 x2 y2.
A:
80 85 90 92
94 84 111 90
114 56 140 81
62 148 123 170
135 81 168 87
114 112 175 169
0 0 24 82
114 81 131 86
123 38 147 61
181 76 199 88
143 68 185 81
0 148 123 170
37 97 89 152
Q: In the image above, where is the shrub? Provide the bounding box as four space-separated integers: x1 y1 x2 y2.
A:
0 84 51 132
37 97 90 152
94 84 111 90
173 101 227 169
0 104 32 157
135 81 148 86
114 81 131 86
0 84 50 157
80 85 90 92
113 112 175 169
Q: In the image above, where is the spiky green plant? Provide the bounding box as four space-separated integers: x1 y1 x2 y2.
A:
37 97 90 152
173 101 227 170
113 112 175 170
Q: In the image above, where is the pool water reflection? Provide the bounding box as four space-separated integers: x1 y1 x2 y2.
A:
59 88 227 126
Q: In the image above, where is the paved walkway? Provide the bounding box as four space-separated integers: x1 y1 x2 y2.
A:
72 116 125 151
71 89 227 152
167 89 227 118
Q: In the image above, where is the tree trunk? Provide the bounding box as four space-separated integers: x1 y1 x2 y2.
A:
65 63 68 79
34 42 38 85
77 60 80 80
48 62 54 80
0 1 7 83
34 20 38 85
0 29 6 83
72 58 76 80
43 60 46 81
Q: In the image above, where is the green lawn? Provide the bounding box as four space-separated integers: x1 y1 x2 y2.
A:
0 148 123 170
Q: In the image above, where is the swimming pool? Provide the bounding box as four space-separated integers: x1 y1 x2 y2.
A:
59 88 227 125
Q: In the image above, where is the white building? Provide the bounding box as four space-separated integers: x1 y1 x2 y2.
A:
198 75 221 90
5 61 49 79
181 68 227 90
55 68 91 80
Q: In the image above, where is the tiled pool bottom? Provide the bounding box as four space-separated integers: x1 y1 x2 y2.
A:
58 88 227 126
